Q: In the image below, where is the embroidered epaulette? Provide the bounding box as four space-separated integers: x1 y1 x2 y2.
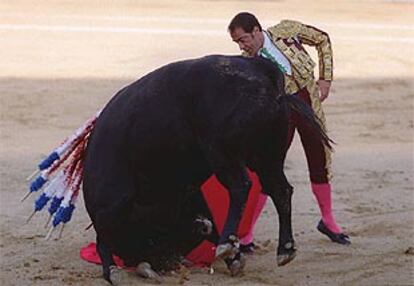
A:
267 20 302 39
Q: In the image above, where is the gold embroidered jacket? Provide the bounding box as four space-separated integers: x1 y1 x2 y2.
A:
264 20 334 177
265 20 333 94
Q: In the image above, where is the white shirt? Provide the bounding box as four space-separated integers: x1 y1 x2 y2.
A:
258 31 292 76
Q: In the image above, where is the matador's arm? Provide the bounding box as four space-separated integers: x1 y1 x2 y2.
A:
294 21 333 81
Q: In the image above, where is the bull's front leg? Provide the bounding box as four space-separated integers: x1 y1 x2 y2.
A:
217 168 252 243
254 108 296 266
208 163 250 276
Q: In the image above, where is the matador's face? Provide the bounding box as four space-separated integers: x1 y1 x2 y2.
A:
230 26 263 57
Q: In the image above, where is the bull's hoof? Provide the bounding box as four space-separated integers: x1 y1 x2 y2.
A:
108 265 124 285
216 235 240 259
136 262 163 283
277 252 296 266
277 242 297 266
224 252 246 276
215 242 238 260
240 242 256 254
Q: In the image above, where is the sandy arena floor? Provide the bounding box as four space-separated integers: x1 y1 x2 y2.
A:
0 0 413 285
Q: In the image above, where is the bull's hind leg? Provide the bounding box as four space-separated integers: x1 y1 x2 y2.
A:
265 171 297 266
257 165 296 266
255 120 297 266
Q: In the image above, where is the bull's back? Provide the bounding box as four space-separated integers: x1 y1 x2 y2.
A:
84 55 261 172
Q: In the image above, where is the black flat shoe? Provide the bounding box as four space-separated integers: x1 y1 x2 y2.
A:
317 220 351 245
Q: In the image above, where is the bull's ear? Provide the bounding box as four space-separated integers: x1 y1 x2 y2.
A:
253 57 285 96
261 59 285 96
274 71 285 97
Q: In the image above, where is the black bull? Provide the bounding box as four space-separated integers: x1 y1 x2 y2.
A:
83 55 331 282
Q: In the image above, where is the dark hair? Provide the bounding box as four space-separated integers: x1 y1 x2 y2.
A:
228 12 262 33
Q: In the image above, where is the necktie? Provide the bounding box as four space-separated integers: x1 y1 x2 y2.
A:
259 47 287 74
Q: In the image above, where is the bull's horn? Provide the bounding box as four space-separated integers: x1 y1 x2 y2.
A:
136 262 163 283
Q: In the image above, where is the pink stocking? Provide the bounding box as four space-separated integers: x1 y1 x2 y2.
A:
311 183 342 233
240 193 268 245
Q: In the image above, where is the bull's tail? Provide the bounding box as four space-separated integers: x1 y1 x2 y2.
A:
23 110 102 239
280 94 334 150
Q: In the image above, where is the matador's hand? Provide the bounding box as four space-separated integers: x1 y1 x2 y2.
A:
317 79 332 102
